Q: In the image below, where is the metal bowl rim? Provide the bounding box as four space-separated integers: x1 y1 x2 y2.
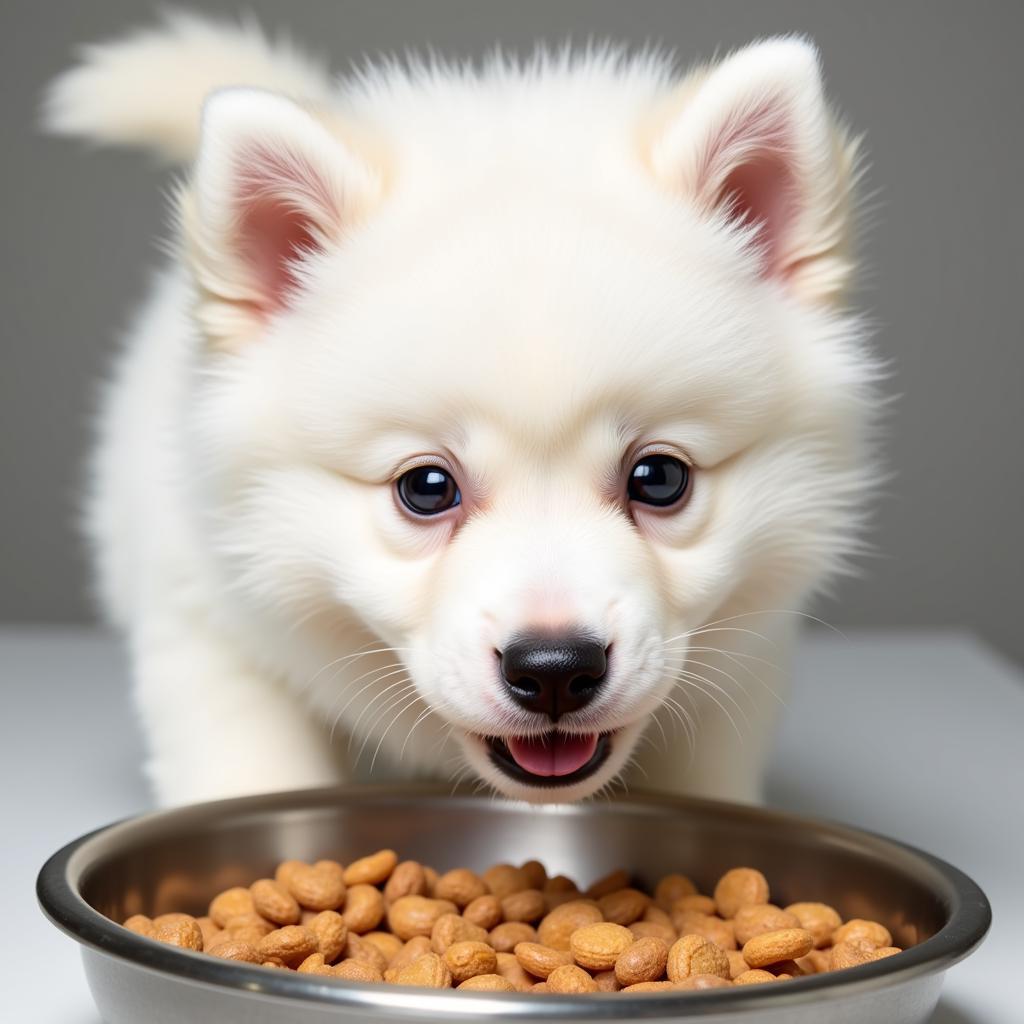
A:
37 784 991 1020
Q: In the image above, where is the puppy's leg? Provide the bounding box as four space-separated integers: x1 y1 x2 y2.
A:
631 617 795 804
130 615 345 806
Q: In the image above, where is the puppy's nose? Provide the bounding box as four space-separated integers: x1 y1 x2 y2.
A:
499 631 608 721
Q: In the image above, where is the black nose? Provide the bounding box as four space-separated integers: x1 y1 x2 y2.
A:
499 632 608 722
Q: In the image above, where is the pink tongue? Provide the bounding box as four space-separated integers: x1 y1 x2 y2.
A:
505 734 599 777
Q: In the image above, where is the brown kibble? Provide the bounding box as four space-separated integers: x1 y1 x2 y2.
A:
586 869 630 899
832 919 893 950
569 922 634 971
287 861 346 912
514 941 574 979
393 951 453 988
483 864 530 898
444 940 497 982
494 950 534 991
123 914 155 939
520 860 547 890
250 879 301 926
654 873 697 909
537 900 603 950
261 957 286 969
257 925 318 966
621 980 677 992
547 963 598 993
434 868 487 908
614 936 669 986
362 930 404 964
344 932 389 973
675 973 733 990
733 968 778 985
544 874 578 894
463 894 502 930
531 982 549 992
343 849 398 887
333 958 385 982
598 888 650 926
742 928 814 968
343 884 386 934
714 868 770 919
431 913 489 953
196 916 222 949
733 904 801 946
593 969 621 991
796 948 834 974
785 902 843 949
209 887 256 928
386 935 433 976
871 946 902 961
501 888 546 923
307 910 347 962
208 940 262 963
274 860 305 889
830 939 876 970
457 974 517 992
297 951 332 974
667 934 731 981
153 913 204 951
672 894 717 916
383 861 427 903
387 895 458 941
671 911 737 951
629 920 677 944
726 949 749 979
489 921 537 953
223 913 274 940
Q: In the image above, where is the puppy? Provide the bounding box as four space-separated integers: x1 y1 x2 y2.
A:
45 14 876 807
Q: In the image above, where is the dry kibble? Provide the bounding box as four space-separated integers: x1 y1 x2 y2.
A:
250 879 301 926
547 963 598 993
832 919 893 950
343 849 398 887
383 861 427 903
785 902 843 949
489 921 537 953
483 864 530 898
495 951 534 991
570 922 634 971
343 884 386 934
733 904 801 946
387 895 455 941
614 936 669 986
393 951 452 988
501 889 546 923
118 850 910 996
599 888 650 926
742 928 814 968
444 940 497 982
667 934 731 981
457 974 517 992
655 874 697 908
586 869 631 900
257 926 318 967
208 940 262 963
514 941 574 979
434 868 487 908
714 868 770 920
537 900 603 950
431 913 489 953
307 910 347 962
733 968 778 985
209 887 256 928
463 894 503 930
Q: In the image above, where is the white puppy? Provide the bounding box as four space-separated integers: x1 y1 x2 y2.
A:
46 14 876 808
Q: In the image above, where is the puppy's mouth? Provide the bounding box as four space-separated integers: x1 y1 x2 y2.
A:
485 731 613 787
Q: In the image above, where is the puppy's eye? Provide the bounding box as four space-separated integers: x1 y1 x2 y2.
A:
627 454 690 507
397 466 461 515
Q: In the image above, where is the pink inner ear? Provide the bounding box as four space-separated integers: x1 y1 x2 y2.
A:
718 153 795 278
234 145 337 313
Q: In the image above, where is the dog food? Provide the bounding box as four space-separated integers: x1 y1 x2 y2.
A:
122 852 903 993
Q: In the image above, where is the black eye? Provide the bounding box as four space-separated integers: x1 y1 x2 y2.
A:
627 454 690 507
397 466 461 515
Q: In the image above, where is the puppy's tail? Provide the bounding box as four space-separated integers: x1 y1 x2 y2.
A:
42 10 334 162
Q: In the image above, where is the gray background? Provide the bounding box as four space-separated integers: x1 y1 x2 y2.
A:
2 0 1022 662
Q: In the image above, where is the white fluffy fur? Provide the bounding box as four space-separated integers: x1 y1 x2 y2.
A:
45 13 876 807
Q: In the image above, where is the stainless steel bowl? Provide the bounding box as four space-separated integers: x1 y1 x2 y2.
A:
38 785 989 1023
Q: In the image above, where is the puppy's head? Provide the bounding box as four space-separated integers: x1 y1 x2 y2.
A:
183 39 874 799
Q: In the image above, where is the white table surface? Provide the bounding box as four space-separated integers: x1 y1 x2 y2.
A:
2 626 1020 1023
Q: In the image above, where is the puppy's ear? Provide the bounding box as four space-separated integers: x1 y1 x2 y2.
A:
181 88 380 345
651 38 860 306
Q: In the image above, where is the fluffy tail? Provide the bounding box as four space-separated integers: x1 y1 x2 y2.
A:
42 11 335 162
